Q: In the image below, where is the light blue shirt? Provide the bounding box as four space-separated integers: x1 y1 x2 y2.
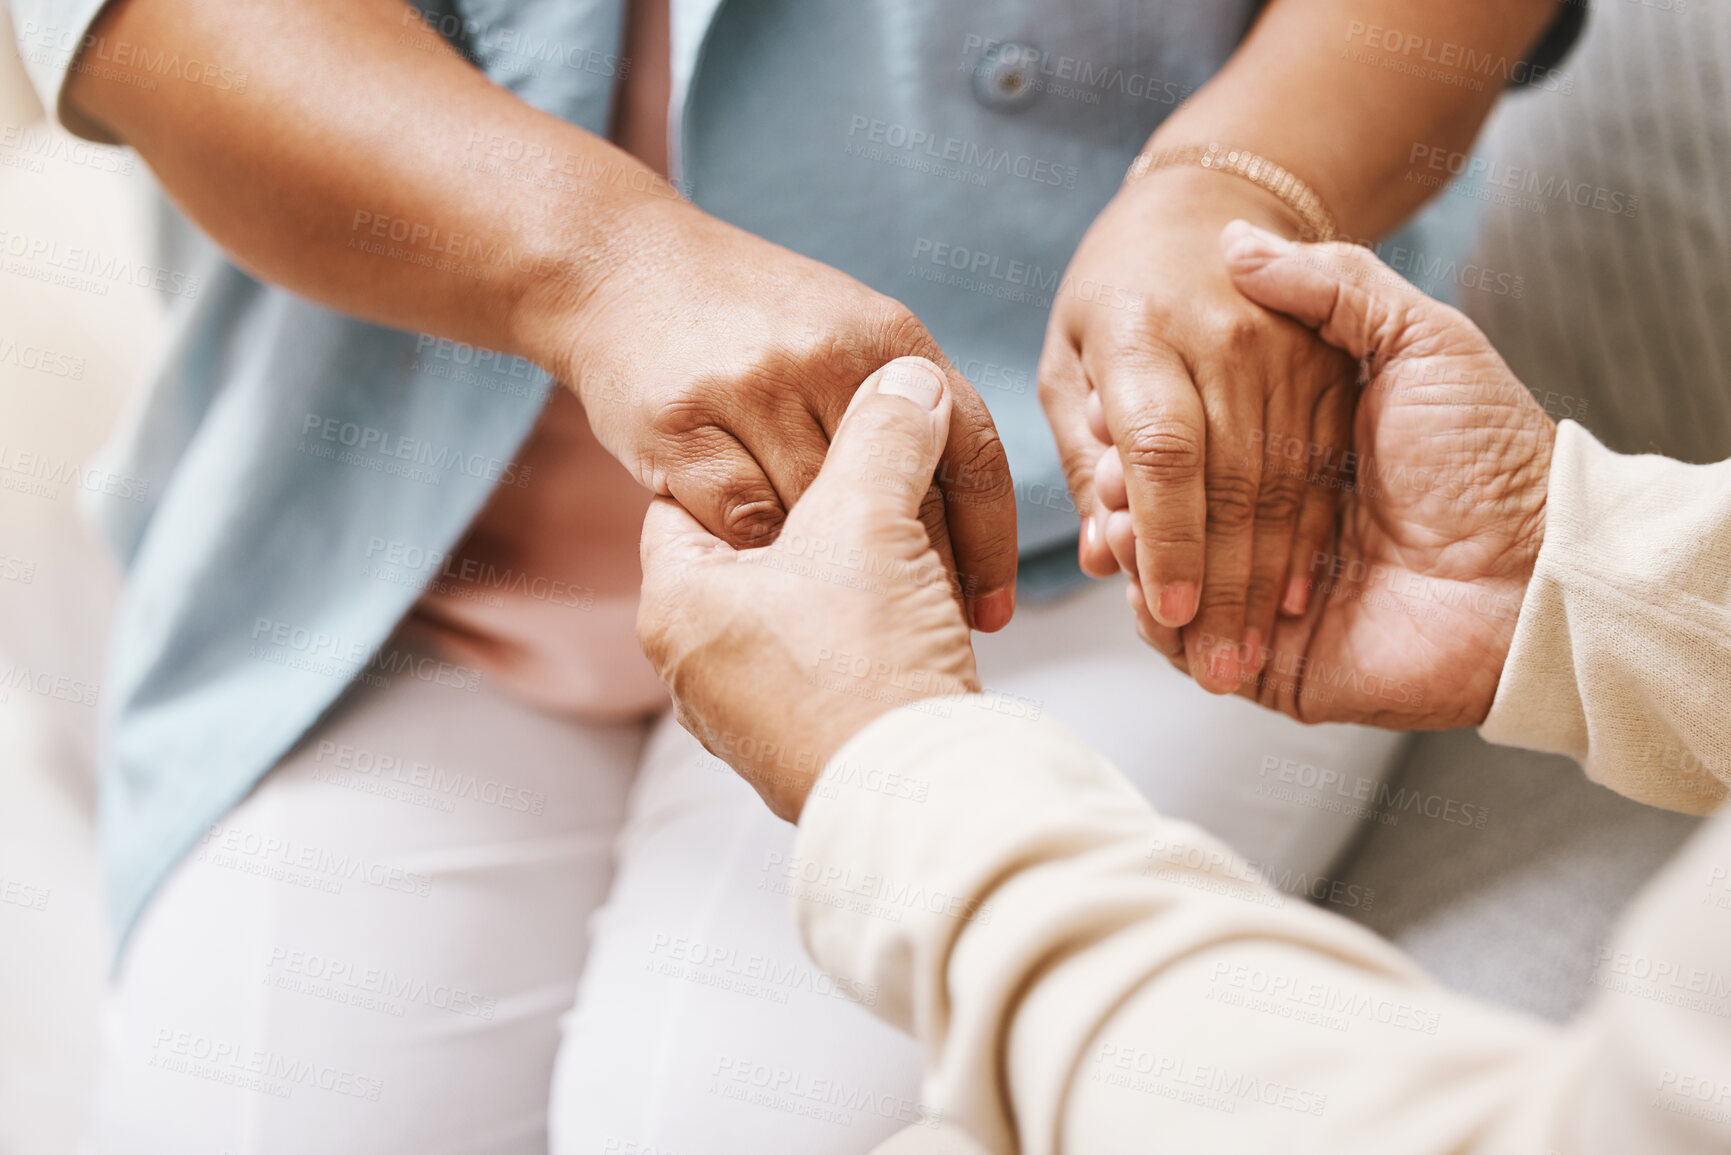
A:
6 0 1579 956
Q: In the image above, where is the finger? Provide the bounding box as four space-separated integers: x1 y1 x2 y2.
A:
1241 382 1306 674
1284 489 1334 619
1085 445 1128 578
636 494 730 672
1091 345 1206 630
662 426 789 549
732 404 834 514
1104 508 1137 579
1179 363 1262 696
1283 374 1355 618
1256 517 1339 724
1127 579 1184 663
1085 388 1110 443
1038 331 1104 516
1093 448 1134 576
930 361 1019 632
1221 220 1465 365
1093 445 1128 510
640 493 730 571
802 356 953 525
1083 502 1119 578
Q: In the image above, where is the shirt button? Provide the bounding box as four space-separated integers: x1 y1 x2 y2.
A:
973 41 1042 112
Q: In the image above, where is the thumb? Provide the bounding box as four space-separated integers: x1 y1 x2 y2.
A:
803 356 952 522
640 494 730 599
637 494 731 672
1221 220 1460 365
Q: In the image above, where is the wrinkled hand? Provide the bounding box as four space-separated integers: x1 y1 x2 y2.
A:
558 197 1018 631
637 357 979 821
1039 166 1359 692
1124 223 1556 729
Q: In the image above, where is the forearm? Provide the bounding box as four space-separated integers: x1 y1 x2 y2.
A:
61 0 671 371
792 701 1542 1152
1151 0 1559 237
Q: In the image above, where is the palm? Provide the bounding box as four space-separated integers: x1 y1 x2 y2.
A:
1260 316 1552 728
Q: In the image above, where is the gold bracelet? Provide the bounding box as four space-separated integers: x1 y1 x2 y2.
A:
1123 142 1339 242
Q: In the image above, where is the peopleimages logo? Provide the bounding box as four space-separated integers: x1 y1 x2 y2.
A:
1408 144 1639 217
299 412 531 488
910 237 1061 293
19 20 251 92
0 227 202 298
958 35 1192 106
1345 21 1574 93
846 115 1079 189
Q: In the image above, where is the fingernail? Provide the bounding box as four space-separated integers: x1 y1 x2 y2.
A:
1207 644 1241 690
1079 515 1111 578
1154 583 1197 626
975 587 1016 632
1281 575 1309 617
879 359 944 410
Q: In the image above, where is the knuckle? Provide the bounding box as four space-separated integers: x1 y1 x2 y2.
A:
1244 570 1283 613
1202 308 1264 359
647 391 716 442
1149 524 1206 553
1196 581 1248 618
762 298 929 399
868 298 940 361
941 425 1012 502
1121 426 1205 484
1203 469 1260 534
1254 474 1304 525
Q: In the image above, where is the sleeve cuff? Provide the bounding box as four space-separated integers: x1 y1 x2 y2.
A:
1478 420 1594 759
1480 420 1731 811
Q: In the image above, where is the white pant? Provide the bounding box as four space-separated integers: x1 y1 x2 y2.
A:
90 582 1406 1153
86 642 648 1155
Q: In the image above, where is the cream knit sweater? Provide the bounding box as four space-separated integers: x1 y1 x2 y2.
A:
792 421 1731 1154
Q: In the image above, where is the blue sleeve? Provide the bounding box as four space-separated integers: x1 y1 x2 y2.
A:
9 0 121 136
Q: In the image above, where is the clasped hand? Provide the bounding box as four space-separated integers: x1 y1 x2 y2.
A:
637 230 1559 817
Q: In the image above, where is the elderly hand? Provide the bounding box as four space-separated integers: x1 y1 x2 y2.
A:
1039 167 1359 693
552 198 1018 632
1119 223 1556 729
636 357 978 821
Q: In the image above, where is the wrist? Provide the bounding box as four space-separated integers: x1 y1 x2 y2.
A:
504 165 698 385
1117 162 1311 239
1125 142 1336 241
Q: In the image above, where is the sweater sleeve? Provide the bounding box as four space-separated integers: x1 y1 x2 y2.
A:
1480 420 1731 813
796 699 1731 1155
